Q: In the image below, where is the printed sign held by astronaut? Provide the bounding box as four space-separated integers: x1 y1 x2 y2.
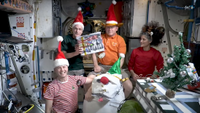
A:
76 32 104 56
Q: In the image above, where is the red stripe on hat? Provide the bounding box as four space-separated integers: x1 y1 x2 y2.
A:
73 10 83 24
55 41 66 60
106 3 117 22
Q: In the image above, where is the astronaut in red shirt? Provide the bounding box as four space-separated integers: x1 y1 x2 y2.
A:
128 21 165 81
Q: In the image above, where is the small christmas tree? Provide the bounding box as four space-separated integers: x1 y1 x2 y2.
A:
154 32 197 91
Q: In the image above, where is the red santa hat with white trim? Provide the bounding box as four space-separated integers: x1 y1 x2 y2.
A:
54 36 69 68
72 7 84 29
105 0 123 27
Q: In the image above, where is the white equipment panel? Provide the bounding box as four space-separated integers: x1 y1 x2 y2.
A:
37 0 61 38
9 14 36 96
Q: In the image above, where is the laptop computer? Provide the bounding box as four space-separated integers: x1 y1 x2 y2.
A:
0 11 33 44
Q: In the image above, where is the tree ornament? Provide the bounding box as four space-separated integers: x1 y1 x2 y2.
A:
167 57 174 63
167 69 175 78
171 53 175 58
166 71 170 75
170 73 176 78
180 71 187 77
186 49 191 55
190 79 197 86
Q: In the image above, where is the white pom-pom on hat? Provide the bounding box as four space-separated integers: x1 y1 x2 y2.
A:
78 7 82 11
57 36 63 42
112 0 116 5
119 53 125 58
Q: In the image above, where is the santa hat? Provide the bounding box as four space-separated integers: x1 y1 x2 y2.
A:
72 7 84 29
54 36 69 68
105 0 123 27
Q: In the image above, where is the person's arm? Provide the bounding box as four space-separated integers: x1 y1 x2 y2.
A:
128 50 135 72
118 36 126 68
156 52 164 71
128 49 142 80
85 75 96 84
45 99 53 113
92 53 98 67
130 70 142 81
153 51 164 78
92 53 101 72
120 55 125 68
62 51 78 59
62 45 83 59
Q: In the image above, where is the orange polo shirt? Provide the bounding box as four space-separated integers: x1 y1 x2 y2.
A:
98 34 126 65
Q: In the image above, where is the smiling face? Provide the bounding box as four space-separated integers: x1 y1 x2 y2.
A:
105 26 118 37
140 34 151 48
54 65 68 79
72 24 83 38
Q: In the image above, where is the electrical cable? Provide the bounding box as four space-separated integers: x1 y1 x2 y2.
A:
1 73 18 102
20 104 34 113
164 0 194 10
160 2 178 53
1 73 19 112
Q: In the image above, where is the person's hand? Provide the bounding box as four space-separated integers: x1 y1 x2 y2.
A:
132 73 142 81
140 77 147 79
75 44 83 55
94 65 101 72
79 47 83 54
150 75 157 79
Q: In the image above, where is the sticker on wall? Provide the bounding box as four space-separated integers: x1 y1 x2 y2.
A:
162 47 167 54
16 17 24 27
18 33 25 39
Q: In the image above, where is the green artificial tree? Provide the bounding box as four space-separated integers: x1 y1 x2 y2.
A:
154 32 193 92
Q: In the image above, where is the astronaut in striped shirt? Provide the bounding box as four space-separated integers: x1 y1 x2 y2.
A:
44 36 95 113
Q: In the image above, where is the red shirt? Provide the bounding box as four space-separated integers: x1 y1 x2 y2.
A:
128 47 164 77
44 76 86 113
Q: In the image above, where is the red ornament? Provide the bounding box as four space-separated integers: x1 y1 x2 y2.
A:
83 22 87 26
100 77 109 85
86 7 90 11
187 82 200 90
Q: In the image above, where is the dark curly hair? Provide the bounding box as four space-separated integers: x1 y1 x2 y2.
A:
141 21 165 46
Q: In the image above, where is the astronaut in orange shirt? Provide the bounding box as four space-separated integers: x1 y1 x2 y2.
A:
84 1 133 100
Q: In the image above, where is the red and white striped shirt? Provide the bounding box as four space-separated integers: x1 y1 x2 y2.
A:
44 76 86 113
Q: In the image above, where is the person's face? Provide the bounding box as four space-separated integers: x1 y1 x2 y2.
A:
140 35 151 48
72 24 83 38
105 26 118 37
54 65 68 78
